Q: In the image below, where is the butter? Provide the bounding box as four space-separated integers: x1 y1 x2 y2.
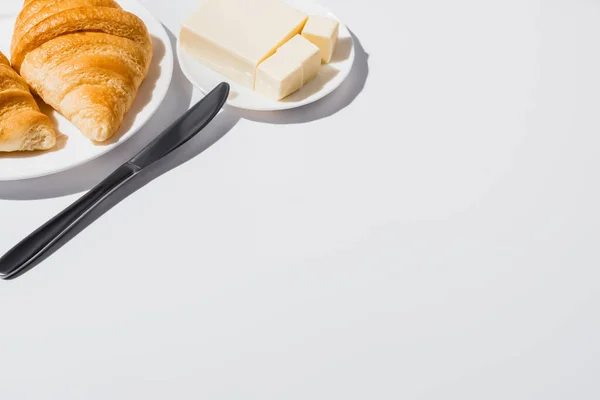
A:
255 52 303 100
301 16 340 63
276 34 321 84
180 0 308 89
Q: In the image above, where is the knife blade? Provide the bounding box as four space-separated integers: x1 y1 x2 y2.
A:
0 82 230 280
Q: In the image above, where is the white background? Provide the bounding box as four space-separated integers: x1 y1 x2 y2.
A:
1 0 600 398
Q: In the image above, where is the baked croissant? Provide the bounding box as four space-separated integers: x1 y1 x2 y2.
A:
0 51 56 152
11 0 153 142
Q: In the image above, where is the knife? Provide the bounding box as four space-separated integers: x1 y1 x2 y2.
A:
0 82 230 280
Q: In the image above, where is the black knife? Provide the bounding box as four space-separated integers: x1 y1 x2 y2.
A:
0 82 230 280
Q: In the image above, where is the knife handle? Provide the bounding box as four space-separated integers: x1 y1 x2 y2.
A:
0 163 139 280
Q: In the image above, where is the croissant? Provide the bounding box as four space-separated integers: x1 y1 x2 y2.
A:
0 51 56 152
11 0 153 142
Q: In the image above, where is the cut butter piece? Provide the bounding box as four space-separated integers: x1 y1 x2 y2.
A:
276 35 321 84
180 0 308 89
301 15 340 63
256 52 303 100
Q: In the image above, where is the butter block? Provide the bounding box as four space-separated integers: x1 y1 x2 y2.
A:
301 16 340 63
255 52 303 100
181 0 308 89
276 35 321 84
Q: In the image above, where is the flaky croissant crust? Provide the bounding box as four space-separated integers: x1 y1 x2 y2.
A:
11 0 153 142
0 51 56 152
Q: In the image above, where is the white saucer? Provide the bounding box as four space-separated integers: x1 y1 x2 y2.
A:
177 0 355 111
0 0 174 181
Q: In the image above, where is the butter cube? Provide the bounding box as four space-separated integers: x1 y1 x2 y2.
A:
301 16 340 63
181 0 308 89
276 35 321 84
255 52 303 100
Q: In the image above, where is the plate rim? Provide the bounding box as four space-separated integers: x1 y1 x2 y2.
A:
176 0 355 112
0 0 175 182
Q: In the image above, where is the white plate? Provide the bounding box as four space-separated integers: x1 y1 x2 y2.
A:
177 0 355 111
0 0 174 181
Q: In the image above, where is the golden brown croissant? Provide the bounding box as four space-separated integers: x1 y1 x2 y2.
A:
11 0 153 142
0 51 56 152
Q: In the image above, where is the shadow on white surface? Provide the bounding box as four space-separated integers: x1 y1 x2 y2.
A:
0 28 237 201
1 110 239 280
234 30 369 124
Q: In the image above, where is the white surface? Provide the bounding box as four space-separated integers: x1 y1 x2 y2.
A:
178 0 355 111
0 0 174 181
2 0 600 399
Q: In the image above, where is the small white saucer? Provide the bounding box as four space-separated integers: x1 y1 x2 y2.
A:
177 0 355 111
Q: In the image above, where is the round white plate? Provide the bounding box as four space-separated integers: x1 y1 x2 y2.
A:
0 0 174 181
177 0 355 111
